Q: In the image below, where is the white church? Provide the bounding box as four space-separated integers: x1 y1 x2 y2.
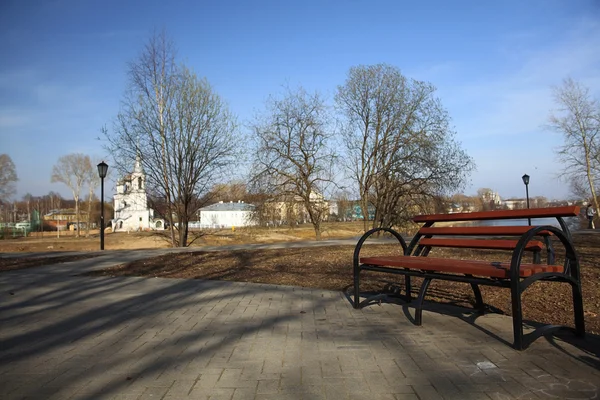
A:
112 156 164 232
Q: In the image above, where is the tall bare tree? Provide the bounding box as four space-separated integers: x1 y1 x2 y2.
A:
476 187 496 211
332 189 353 221
51 153 92 238
336 64 474 231
250 87 336 240
207 181 249 203
105 31 240 247
0 154 18 201
47 191 63 211
22 193 32 221
549 78 600 213
84 161 102 237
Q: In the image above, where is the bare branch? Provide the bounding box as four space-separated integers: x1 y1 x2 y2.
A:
104 31 240 246
0 154 18 201
336 64 474 231
250 87 337 240
548 77 600 210
51 153 92 238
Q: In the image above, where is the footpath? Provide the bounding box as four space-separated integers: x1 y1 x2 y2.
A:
0 235 599 399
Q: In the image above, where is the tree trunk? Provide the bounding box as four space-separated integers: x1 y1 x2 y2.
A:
85 189 92 238
313 222 321 241
582 138 600 225
75 197 80 238
360 198 369 233
586 172 599 224
179 219 188 247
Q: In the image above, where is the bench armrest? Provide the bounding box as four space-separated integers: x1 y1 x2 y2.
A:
353 228 407 272
510 225 579 281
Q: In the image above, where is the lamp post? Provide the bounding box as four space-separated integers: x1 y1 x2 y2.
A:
522 174 531 226
97 161 108 250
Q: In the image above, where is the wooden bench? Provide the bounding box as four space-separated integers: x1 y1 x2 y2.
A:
353 206 585 350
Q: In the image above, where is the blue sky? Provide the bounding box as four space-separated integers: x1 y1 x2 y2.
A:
1 0 599 201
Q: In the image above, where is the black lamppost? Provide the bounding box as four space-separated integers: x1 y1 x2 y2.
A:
97 161 108 250
522 174 531 226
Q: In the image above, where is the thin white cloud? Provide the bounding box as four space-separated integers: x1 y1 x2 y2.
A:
0 68 38 88
0 111 29 129
435 18 600 199
438 18 600 140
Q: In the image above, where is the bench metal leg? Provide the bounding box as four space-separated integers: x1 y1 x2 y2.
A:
533 251 541 264
405 275 412 301
543 236 555 265
572 280 585 337
415 277 432 326
510 280 524 350
353 267 361 309
469 282 485 314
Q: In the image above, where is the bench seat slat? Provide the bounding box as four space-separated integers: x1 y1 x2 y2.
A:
419 238 544 251
359 256 563 279
418 226 553 236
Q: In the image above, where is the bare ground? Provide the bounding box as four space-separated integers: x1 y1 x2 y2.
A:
0 222 367 253
1 226 599 335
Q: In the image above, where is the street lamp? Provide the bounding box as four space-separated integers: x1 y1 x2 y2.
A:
97 161 108 250
522 174 531 226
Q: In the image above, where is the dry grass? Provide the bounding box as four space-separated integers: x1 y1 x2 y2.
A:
2 226 599 334
0 254 99 271
81 233 600 334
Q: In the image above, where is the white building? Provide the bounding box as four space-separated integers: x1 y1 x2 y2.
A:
112 157 164 232
503 199 527 210
481 190 502 206
262 192 330 225
198 201 256 228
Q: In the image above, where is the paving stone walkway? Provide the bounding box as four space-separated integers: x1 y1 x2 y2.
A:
1 252 599 400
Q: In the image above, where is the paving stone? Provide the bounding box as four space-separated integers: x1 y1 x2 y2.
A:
256 379 279 394
1 254 599 400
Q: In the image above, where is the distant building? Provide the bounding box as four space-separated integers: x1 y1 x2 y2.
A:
481 190 502 207
261 192 330 225
198 201 256 228
349 204 375 220
503 198 527 210
329 202 339 217
112 156 164 232
44 209 89 230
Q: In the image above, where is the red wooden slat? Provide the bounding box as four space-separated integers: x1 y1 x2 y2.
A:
359 256 564 279
418 238 543 251
413 206 579 223
418 226 553 236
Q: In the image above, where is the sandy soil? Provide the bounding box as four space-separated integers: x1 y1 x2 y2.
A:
85 234 600 335
1 224 599 335
0 222 368 253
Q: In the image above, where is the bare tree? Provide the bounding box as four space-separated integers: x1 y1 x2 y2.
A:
51 154 92 238
105 31 240 247
448 193 479 212
207 181 249 203
84 161 102 237
569 175 592 201
331 189 353 221
47 191 63 211
476 187 496 211
0 154 18 201
22 193 32 221
549 78 600 212
336 64 474 231
250 87 336 240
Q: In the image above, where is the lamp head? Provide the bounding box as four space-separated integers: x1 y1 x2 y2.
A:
97 161 108 179
522 174 530 185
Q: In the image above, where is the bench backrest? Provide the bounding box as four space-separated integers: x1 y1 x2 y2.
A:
413 205 579 223
408 206 580 263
